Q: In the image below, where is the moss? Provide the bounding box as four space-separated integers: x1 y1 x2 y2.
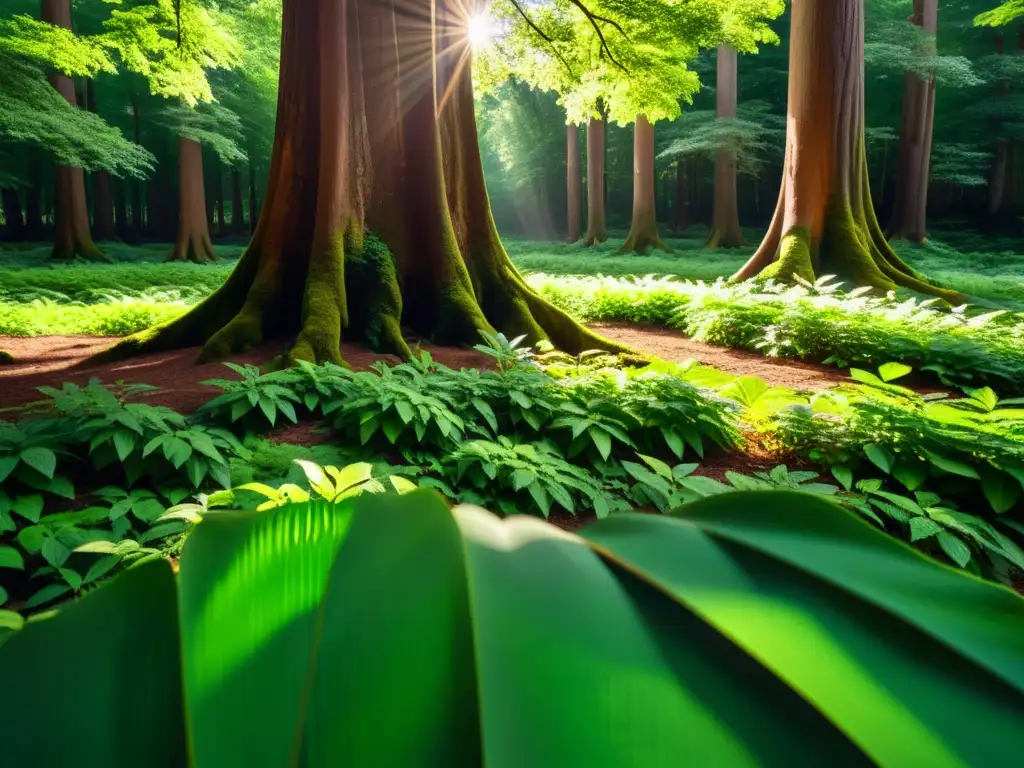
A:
343 233 410 358
761 227 816 284
819 204 897 291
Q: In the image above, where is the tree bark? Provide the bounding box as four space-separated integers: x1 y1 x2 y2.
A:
671 160 690 231
231 168 245 234
167 137 217 262
583 115 607 245
114 177 128 239
248 165 259 235
886 0 937 242
84 78 115 241
707 45 746 248
40 0 108 261
566 123 581 242
24 150 43 240
731 0 959 302
92 0 622 367
1 188 24 241
619 115 668 253
214 161 225 234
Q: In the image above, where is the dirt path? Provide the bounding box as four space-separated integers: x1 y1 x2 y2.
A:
591 322 850 390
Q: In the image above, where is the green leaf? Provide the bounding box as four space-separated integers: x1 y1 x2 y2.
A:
893 460 929 492
937 532 972 568
0 546 24 570
662 428 684 459
59 568 83 591
23 582 72 610
471 399 499 433
19 447 56 480
924 451 980 480
0 455 19 483
45 475 75 500
526 482 552 517
849 368 884 387
83 555 121 584
864 444 894 474
512 469 537 492
720 376 769 407
389 476 418 494
679 476 733 498
590 428 612 461
113 431 136 462
12 494 43 523
639 454 673 481
163 437 193 470
831 466 853 491
909 517 943 542
326 463 374 494
0 610 23 632
878 362 913 383
969 387 999 412
42 538 71 569
981 469 1021 514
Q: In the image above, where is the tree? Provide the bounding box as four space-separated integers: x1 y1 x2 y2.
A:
706 45 745 248
94 0 622 368
566 122 581 242
732 0 962 302
584 113 608 244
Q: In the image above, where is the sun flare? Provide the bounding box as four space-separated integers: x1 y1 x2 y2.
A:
466 11 497 49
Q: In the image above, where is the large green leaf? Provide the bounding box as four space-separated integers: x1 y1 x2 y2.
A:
0 560 184 767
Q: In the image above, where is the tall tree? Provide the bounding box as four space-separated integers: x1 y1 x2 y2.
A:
94 0 622 368
584 114 607 244
566 122 581 242
706 44 745 248
619 115 666 252
732 0 961 301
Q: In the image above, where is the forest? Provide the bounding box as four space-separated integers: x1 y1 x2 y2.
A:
1 0 1024 764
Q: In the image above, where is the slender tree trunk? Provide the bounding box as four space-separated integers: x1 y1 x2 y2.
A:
167 137 217 262
583 115 607 245
114 177 128 238
84 78 115 241
40 0 109 261
248 165 259 235
732 0 959 302
671 160 690 231
24 149 43 240
92 0 622 367
619 115 668 253
886 0 937 242
1 188 24 241
214 161 225 234
707 45 746 248
130 96 144 240
566 123 581 242
231 168 245 234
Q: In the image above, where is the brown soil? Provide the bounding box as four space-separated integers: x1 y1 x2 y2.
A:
591 322 851 390
0 335 494 412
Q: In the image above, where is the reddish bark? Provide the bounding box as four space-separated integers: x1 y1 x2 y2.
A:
619 115 668 253
583 115 607 245
566 123 581 242
40 0 108 261
707 45 745 248
167 138 217 262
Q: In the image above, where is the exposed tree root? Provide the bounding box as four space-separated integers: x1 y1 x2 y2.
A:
166 232 218 263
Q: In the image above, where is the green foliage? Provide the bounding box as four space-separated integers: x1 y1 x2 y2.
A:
3 490 1024 765
975 0 1024 27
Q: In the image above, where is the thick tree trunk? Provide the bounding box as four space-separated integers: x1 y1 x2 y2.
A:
732 0 959 302
707 45 746 248
248 165 259 235
566 123 581 242
167 137 217 262
93 0 622 367
41 0 108 261
231 168 245 234
619 115 668 254
886 0 937 242
583 115 607 245
1 188 24 241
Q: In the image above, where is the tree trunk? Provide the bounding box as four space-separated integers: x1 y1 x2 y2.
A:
130 96 144 240
167 137 217 262
92 171 115 241
707 45 746 248
24 150 43 240
41 0 108 261
583 115 607 245
214 161 225 234
231 168 245 234
566 123 581 243
114 177 128 238
92 0 622 367
671 160 690 231
886 0 937 242
248 165 259 235
619 115 668 253
1 188 24 241
732 0 959 302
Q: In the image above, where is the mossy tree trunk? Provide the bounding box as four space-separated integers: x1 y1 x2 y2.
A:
167 137 217 263
732 0 961 302
886 0 937 243
707 45 745 249
583 115 607 245
566 123 581 243
619 115 668 254
94 0 621 367
41 0 108 262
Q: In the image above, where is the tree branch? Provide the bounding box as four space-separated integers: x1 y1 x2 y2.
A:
507 0 575 78
566 0 628 72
